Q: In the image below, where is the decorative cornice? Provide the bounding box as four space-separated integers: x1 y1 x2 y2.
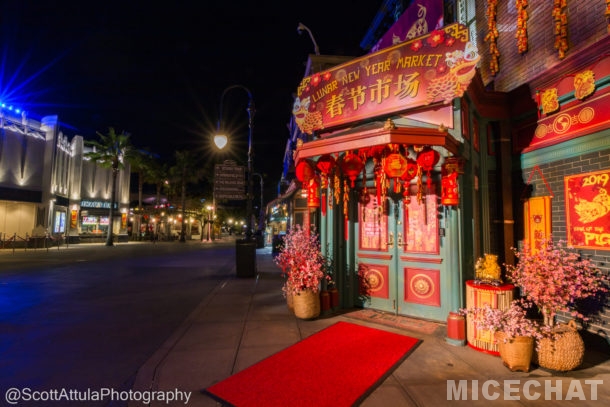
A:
521 129 610 168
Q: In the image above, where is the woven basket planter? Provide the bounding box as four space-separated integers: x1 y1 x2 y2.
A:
495 332 534 372
286 292 294 314
293 289 320 320
534 320 584 372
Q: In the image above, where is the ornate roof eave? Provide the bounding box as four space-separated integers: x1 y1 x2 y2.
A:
294 121 458 165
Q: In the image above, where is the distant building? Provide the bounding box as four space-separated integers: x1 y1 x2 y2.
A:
0 110 130 245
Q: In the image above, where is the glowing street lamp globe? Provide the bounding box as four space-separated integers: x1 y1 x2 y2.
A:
214 134 228 150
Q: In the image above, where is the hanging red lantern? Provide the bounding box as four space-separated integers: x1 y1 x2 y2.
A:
383 153 408 178
441 172 459 206
441 157 461 206
400 158 418 182
295 159 315 183
416 146 440 171
416 146 440 189
315 154 336 189
307 176 321 208
341 152 364 188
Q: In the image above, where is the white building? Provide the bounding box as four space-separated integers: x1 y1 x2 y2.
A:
0 109 130 245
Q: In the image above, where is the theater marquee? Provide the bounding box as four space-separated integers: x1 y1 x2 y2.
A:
292 23 479 135
565 169 610 250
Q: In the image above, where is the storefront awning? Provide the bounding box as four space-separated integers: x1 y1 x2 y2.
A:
294 120 459 164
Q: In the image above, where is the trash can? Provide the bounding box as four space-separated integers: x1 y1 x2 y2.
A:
236 238 257 278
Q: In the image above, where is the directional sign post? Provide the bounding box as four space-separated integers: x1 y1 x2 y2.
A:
214 162 246 201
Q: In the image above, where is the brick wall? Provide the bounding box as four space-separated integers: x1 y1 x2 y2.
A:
523 148 610 335
476 0 608 91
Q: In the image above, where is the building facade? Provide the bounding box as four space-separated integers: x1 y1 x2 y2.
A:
284 0 609 340
0 110 131 246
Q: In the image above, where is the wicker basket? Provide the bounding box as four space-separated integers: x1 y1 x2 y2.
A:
495 332 534 372
293 289 320 320
286 292 294 314
534 320 584 372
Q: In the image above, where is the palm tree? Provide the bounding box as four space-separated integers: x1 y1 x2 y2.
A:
127 148 156 240
84 127 131 247
170 150 200 242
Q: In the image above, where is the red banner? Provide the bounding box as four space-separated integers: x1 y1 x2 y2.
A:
293 23 479 134
565 169 610 250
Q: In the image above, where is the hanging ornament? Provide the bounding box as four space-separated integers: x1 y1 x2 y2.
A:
315 154 336 189
341 151 364 188
295 159 315 183
400 158 418 183
416 146 440 189
516 0 529 54
485 0 500 75
307 176 321 208
553 0 569 59
383 151 409 193
441 158 462 206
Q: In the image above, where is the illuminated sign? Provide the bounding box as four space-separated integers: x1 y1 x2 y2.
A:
80 200 117 209
293 23 478 134
82 216 98 225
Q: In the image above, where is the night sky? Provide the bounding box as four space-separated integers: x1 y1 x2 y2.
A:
1 0 381 184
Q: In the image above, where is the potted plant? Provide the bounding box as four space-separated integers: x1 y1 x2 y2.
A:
274 225 330 319
505 236 609 371
461 300 541 372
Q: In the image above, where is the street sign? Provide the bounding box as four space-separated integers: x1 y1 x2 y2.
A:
214 162 246 200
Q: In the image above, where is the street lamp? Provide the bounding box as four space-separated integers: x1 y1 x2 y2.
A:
252 172 264 232
297 22 320 55
214 84 255 240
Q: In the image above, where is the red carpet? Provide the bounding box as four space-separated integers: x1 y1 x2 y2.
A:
205 321 420 407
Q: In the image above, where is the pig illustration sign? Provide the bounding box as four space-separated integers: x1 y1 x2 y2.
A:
565 169 610 250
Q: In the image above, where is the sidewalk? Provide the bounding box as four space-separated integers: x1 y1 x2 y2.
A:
131 245 610 406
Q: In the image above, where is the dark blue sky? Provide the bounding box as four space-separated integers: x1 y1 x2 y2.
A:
1 0 381 180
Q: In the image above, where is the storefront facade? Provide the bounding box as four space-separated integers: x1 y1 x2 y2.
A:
0 111 131 246
287 0 609 337
292 22 478 322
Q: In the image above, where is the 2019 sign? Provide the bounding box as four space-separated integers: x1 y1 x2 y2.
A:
565 169 610 250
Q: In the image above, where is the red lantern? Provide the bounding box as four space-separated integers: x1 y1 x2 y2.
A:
383 153 408 178
307 176 321 208
341 152 364 188
416 146 440 171
416 146 440 189
441 158 461 206
295 159 315 183
400 158 418 182
316 154 336 188
441 172 459 206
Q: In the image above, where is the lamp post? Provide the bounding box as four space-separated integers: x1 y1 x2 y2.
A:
297 22 320 55
252 172 264 231
214 85 255 240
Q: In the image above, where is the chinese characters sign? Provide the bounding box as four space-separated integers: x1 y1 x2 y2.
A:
565 169 610 250
293 23 479 134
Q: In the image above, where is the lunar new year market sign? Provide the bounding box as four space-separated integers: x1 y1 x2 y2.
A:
292 23 479 134
565 169 610 250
